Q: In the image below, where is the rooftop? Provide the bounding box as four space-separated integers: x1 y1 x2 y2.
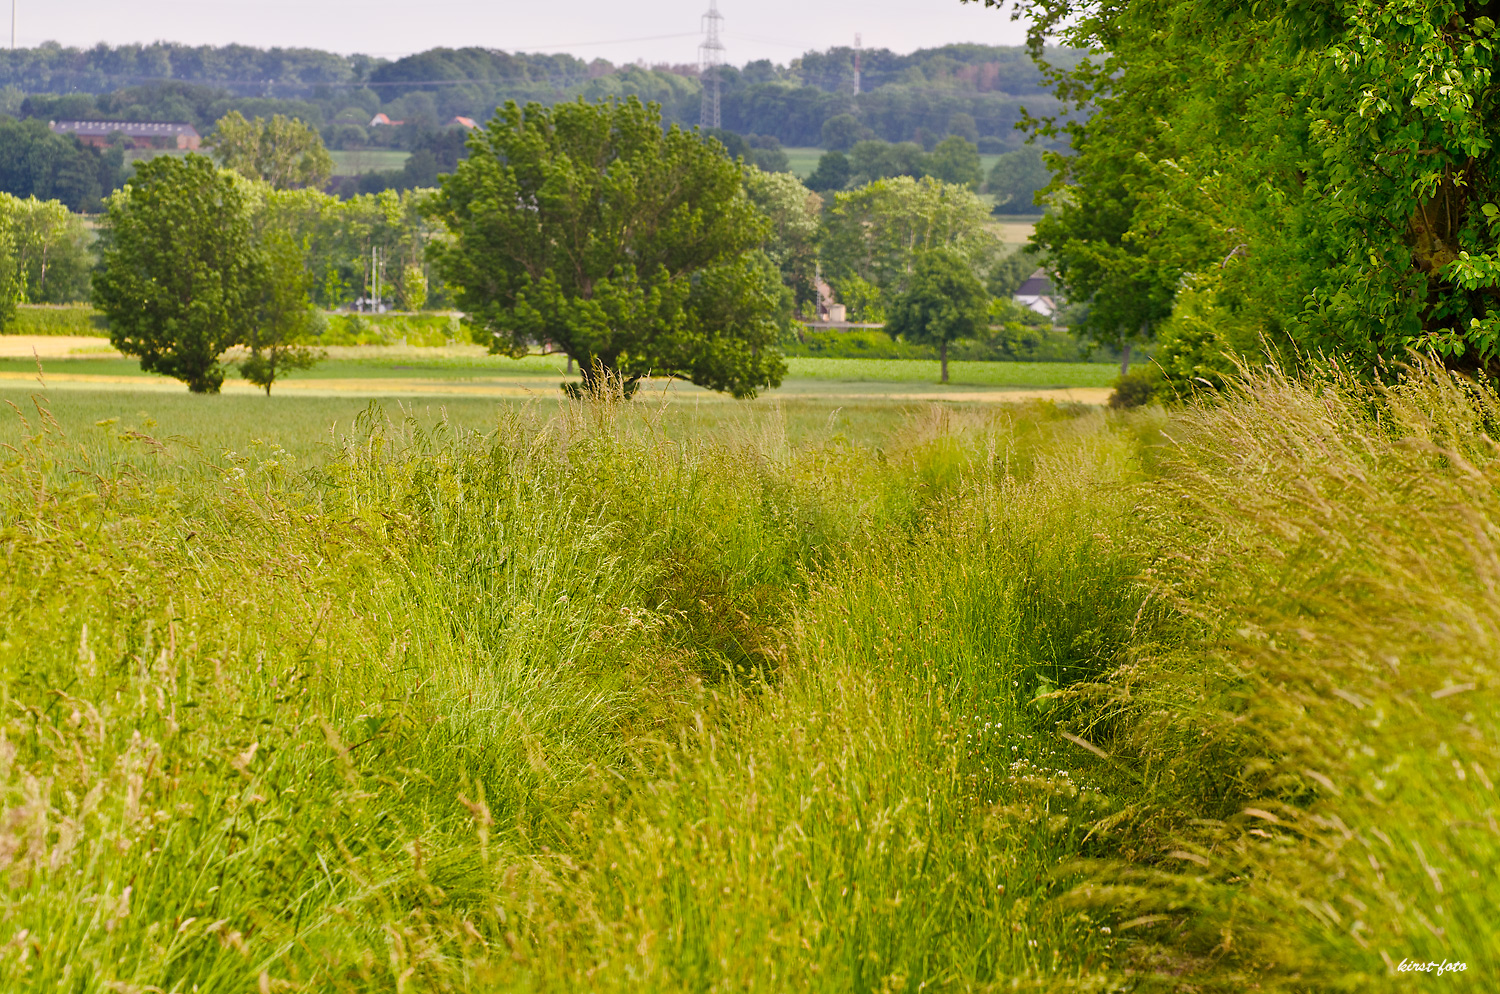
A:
49 120 200 137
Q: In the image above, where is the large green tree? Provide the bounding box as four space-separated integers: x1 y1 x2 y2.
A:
820 175 997 320
885 249 990 383
93 155 263 393
1008 0 1500 381
428 96 786 397
208 111 335 190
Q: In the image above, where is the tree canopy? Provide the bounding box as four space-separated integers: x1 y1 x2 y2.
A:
93 154 264 393
428 97 786 398
820 175 997 320
0 118 126 211
743 167 823 315
208 111 334 190
886 249 991 383
1010 0 1500 384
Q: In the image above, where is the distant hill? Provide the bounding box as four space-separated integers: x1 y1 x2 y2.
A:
0 41 1081 151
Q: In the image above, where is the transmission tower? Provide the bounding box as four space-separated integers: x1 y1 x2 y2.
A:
853 33 862 95
699 0 725 130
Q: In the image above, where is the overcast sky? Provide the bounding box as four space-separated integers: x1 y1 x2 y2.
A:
12 1 1032 65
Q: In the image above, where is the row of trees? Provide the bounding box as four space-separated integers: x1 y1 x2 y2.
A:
92 97 1040 397
804 137 1049 212
4 41 1079 158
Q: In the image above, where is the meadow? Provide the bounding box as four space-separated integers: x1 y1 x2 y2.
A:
0 360 1495 992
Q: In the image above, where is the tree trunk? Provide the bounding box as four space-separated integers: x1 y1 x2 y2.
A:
1120 342 1132 377
941 339 949 384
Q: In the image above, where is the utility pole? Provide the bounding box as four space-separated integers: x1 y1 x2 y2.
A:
699 0 724 130
12 0 17 50
853 33 861 95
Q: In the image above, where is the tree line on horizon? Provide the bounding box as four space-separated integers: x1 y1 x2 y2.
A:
0 40 1081 154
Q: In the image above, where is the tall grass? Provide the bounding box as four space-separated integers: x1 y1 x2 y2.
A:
0 360 1494 991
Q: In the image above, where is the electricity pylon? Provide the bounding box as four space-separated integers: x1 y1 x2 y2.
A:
699 0 725 130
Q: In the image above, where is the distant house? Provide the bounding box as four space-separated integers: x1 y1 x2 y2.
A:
1014 269 1058 317
448 116 477 129
49 120 200 150
368 113 405 127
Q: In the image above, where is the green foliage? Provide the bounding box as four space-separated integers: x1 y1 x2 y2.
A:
848 138 930 185
820 175 997 317
238 191 325 395
2 195 93 303
1011 0 1500 379
3 303 106 336
0 217 16 332
93 155 262 393
398 263 428 311
927 135 983 189
804 149 851 192
1107 365 1160 408
986 245 1038 298
820 112 871 151
296 311 461 347
743 167 823 313
885 249 991 381
985 144 1049 213
428 97 786 398
783 323 1094 362
207 111 335 190
0 117 126 211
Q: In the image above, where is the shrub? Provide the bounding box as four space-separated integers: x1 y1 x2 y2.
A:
296 311 462 347
1108 366 1161 407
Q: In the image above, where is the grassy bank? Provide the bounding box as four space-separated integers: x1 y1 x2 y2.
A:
3 304 107 336
0 363 1493 990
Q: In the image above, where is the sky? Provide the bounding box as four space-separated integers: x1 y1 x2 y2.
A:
10 1 1033 66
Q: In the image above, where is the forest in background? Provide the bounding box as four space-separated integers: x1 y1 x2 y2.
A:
0 40 1079 152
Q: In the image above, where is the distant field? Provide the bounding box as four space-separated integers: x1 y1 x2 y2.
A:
329 149 411 175
784 147 822 178
0 350 1115 390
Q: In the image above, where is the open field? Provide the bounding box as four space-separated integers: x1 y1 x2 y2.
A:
2 360 1494 991
329 148 412 175
0 344 1117 404
783 146 823 178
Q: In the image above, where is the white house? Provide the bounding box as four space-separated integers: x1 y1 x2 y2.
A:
1014 269 1058 317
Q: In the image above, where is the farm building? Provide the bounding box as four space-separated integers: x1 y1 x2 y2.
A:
1013 269 1058 317
49 120 201 150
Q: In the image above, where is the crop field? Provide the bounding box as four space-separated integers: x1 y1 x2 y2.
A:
328 149 412 175
0 357 1494 992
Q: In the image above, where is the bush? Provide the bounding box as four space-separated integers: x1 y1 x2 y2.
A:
3 303 108 336
1108 365 1161 407
297 311 462 347
783 322 1100 363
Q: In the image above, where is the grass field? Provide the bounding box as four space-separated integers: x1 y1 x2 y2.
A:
329 148 411 175
0 352 1116 387
783 146 823 178
1 359 1494 992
